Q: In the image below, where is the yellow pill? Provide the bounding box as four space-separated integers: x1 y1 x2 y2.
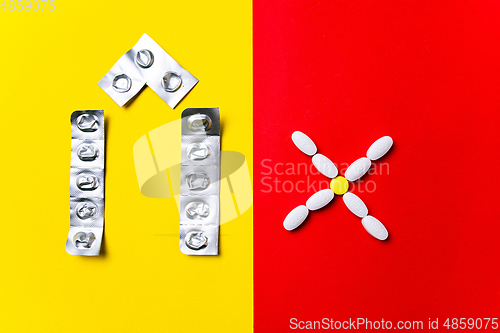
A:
330 176 349 195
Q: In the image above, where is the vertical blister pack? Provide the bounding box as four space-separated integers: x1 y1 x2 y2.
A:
66 111 105 256
98 33 198 108
180 108 221 255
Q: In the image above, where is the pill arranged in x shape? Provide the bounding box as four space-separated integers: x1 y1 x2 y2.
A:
284 132 393 241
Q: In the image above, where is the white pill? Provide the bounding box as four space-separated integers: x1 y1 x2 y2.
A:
283 205 309 231
367 136 393 161
345 157 371 182
312 154 338 178
292 131 317 156
361 215 388 240
343 192 368 218
306 189 334 211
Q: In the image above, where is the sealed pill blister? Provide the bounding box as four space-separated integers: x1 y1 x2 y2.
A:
98 33 198 108
66 110 105 256
180 108 220 255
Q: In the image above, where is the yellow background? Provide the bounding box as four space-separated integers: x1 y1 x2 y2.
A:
0 1 253 332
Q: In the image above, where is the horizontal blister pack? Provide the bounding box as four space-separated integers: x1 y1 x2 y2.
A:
66 110 105 256
180 108 221 255
98 33 198 108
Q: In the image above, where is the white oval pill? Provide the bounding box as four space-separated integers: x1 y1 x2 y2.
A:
312 154 338 178
361 215 388 240
367 136 393 161
343 192 368 218
283 205 309 231
306 189 334 210
345 157 371 182
292 131 317 156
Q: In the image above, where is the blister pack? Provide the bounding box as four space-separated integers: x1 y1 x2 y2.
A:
66 111 105 256
98 33 198 108
180 108 221 255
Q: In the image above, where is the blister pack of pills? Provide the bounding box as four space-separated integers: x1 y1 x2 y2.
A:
66 111 105 256
180 108 221 255
98 33 198 108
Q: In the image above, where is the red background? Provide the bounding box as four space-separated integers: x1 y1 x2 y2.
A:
253 0 500 331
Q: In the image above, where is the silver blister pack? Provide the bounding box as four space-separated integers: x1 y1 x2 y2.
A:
98 33 198 108
180 108 221 255
66 110 105 256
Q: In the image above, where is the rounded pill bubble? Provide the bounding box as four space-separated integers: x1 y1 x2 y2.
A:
330 176 349 195
345 157 371 182
283 205 309 231
306 189 334 211
112 74 132 93
185 231 208 250
312 154 338 178
343 192 368 218
291 131 317 156
367 136 393 161
187 114 212 132
186 172 210 190
76 114 99 132
187 143 211 161
135 49 154 68
77 143 99 161
73 232 96 249
76 173 99 191
361 215 389 241
186 201 210 220
76 202 98 220
161 71 182 92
